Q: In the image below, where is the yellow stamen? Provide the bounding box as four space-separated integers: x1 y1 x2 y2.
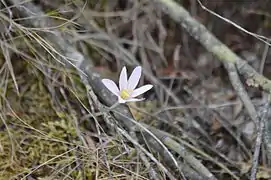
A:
120 89 132 99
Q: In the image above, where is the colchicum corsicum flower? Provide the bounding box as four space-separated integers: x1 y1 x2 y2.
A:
102 66 153 103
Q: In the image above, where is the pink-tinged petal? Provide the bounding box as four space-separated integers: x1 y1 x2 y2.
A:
128 66 142 90
125 98 145 102
131 84 153 97
118 96 126 103
119 66 128 90
102 79 120 96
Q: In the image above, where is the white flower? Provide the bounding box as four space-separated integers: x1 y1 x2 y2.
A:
102 66 153 103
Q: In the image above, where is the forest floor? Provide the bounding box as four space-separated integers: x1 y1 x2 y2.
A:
1 0 271 179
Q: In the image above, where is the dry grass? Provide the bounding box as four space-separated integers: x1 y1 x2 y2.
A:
1 0 271 179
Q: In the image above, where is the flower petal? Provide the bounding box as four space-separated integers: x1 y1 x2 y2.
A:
102 79 120 96
128 66 142 90
118 96 126 104
131 84 153 97
119 66 128 90
125 98 145 102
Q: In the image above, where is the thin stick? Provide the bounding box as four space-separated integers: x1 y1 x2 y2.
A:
250 99 269 180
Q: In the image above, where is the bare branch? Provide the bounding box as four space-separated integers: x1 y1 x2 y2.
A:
153 0 271 93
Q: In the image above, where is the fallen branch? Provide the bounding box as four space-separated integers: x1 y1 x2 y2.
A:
153 0 271 93
251 98 269 180
223 62 258 123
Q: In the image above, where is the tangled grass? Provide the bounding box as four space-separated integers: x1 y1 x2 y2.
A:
1 0 271 179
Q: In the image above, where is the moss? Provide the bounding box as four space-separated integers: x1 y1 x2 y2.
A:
0 57 143 179
0 62 91 179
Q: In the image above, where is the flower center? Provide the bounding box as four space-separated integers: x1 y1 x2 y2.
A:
120 89 133 99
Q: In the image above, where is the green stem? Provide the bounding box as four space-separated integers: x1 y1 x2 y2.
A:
109 102 120 110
